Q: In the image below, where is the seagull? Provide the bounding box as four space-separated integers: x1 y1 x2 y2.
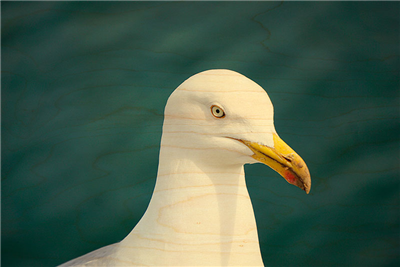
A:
59 69 311 266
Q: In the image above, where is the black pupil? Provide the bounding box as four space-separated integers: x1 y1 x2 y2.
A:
216 109 220 113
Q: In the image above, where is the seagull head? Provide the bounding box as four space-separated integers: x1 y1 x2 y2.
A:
161 69 311 194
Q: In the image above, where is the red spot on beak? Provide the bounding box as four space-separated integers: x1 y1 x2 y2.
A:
284 170 296 184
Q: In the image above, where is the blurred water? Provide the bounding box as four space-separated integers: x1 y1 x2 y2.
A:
2 1 399 266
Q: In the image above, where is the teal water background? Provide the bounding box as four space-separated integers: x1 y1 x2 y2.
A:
2 1 399 266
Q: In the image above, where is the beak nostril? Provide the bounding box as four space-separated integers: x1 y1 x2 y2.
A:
282 156 292 163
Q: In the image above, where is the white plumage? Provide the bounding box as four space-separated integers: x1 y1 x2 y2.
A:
60 69 310 266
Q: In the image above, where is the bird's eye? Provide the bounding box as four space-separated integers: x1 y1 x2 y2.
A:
211 105 225 118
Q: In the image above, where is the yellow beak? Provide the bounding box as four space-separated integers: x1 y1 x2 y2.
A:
239 134 311 194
